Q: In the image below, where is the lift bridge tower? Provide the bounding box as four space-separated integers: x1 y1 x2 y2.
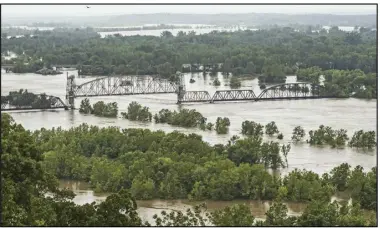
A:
66 73 76 109
176 71 186 104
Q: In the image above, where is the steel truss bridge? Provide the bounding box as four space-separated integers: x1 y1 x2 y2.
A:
1 94 68 111
64 74 330 108
2 74 335 111
178 83 327 103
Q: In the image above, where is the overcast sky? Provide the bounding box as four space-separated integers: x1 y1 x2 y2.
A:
2 5 377 18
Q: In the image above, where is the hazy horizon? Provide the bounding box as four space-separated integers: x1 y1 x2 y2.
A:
2 5 377 19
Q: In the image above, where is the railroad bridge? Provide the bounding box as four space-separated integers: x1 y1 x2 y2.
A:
2 73 332 111
65 73 327 109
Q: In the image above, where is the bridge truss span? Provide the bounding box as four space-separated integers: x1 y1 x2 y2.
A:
72 75 178 97
178 91 212 103
257 82 321 100
211 90 257 102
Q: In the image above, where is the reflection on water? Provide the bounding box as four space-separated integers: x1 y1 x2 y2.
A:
1 71 376 175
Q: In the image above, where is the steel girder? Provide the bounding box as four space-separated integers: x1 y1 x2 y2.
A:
211 90 257 102
257 83 320 99
73 76 177 97
178 91 212 103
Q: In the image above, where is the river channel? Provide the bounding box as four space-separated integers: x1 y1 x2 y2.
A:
1 70 376 223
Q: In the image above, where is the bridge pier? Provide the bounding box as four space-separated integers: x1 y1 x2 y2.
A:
66 74 76 109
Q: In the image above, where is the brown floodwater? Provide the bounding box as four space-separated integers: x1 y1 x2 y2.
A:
59 180 311 225
2 70 373 224
1 70 376 175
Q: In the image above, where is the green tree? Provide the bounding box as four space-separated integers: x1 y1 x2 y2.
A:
215 117 230 134
291 126 306 142
265 121 280 136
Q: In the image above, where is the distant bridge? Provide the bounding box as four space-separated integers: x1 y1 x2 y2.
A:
65 74 330 108
2 74 337 111
178 82 327 103
1 94 68 111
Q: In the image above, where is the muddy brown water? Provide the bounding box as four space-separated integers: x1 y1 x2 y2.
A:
3 70 374 224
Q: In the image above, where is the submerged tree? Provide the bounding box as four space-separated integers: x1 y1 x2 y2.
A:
241 120 264 136
79 98 92 114
265 121 280 136
121 101 152 122
215 117 230 134
349 130 376 149
291 126 306 142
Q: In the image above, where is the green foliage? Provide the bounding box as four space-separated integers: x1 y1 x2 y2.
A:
2 28 376 78
154 108 206 129
79 98 93 114
265 121 280 136
307 125 349 148
241 120 264 136
121 101 152 122
229 76 241 88
227 135 288 169
3 89 54 109
213 78 221 86
153 204 208 226
259 62 287 83
1 113 143 226
321 69 376 99
349 130 376 149
283 169 335 202
291 126 306 142
277 133 284 139
91 101 118 117
130 174 155 200
296 66 322 83
328 163 351 191
215 117 230 134
2 105 378 226
209 204 255 226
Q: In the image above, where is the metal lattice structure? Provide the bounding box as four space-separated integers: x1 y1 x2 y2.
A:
211 90 257 102
66 75 178 108
1 94 68 111
63 73 327 107
257 83 320 99
73 75 177 97
178 91 212 103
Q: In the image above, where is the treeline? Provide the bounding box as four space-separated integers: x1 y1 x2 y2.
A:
2 113 377 226
79 100 231 134
79 100 376 149
297 67 377 99
30 122 375 210
2 27 376 80
1 89 57 108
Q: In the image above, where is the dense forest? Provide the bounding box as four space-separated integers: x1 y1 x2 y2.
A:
1 27 376 76
1 26 377 98
2 113 377 226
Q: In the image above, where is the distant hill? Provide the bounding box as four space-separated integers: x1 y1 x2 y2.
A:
3 13 376 27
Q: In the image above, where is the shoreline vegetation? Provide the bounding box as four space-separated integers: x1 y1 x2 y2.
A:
2 113 377 226
1 26 376 99
78 99 376 150
1 23 377 226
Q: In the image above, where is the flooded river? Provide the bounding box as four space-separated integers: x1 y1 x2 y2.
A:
1 70 376 175
2 70 375 223
59 180 312 224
